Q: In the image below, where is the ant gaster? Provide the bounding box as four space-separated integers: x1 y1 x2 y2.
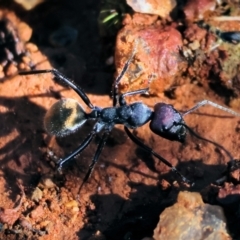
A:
19 43 240 192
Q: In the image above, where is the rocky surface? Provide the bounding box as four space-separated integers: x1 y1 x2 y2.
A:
153 191 231 240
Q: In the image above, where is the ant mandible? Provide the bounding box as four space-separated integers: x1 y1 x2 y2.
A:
19 43 240 192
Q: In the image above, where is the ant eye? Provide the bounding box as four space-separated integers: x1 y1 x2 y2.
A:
44 98 87 137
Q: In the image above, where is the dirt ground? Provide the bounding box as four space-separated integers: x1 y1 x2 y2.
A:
0 0 240 240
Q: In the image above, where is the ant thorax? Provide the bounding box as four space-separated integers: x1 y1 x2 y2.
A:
97 102 152 128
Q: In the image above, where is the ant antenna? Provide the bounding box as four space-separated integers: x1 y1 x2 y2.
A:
182 123 234 161
182 100 240 117
181 99 240 162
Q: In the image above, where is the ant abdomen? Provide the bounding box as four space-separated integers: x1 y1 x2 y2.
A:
150 103 186 143
44 98 87 137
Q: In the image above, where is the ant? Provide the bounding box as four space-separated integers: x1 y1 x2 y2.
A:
19 44 240 193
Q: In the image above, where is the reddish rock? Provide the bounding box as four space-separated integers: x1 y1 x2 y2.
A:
217 183 240 205
184 0 216 20
30 205 45 219
0 192 24 225
115 19 186 95
184 24 207 42
126 0 177 18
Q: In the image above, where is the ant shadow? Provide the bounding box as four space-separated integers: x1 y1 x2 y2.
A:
0 91 86 200
0 0 110 94
0 95 46 198
77 159 228 240
0 91 129 202
75 123 234 239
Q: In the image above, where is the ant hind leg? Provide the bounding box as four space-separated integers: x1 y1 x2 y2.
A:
124 126 192 185
19 69 95 109
77 130 110 197
57 122 105 170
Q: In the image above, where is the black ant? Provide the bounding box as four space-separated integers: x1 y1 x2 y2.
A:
19 45 240 192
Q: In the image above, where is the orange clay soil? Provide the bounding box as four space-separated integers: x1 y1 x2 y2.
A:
0 1 240 240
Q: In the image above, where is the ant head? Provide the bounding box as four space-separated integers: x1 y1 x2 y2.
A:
150 103 186 142
44 98 87 137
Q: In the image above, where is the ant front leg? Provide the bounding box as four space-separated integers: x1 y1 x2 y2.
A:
19 69 95 109
119 88 149 106
112 40 138 107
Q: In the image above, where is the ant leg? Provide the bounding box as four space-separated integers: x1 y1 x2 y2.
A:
182 100 240 117
57 122 104 170
78 130 110 195
124 126 192 184
112 40 138 107
119 88 149 106
19 69 95 109
57 130 96 170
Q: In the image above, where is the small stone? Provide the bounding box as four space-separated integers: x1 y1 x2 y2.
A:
72 206 79 213
183 0 216 20
18 22 32 42
41 177 56 189
160 179 171 190
0 208 21 225
31 187 43 202
39 220 51 229
153 191 231 240
49 199 60 212
231 168 240 182
14 0 45 10
65 200 79 209
126 0 176 18
0 70 4 79
22 55 32 65
25 42 38 53
18 62 27 70
189 40 200 51
30 205 45 219
88 230 106 240
5 63 18 76
19 217 33 230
